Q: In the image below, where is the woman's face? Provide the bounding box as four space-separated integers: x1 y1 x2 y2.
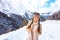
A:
33 15 40 23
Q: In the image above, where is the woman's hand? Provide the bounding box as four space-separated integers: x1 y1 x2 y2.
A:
26 28 31 32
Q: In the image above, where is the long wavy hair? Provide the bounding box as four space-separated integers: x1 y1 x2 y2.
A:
27 12 41 34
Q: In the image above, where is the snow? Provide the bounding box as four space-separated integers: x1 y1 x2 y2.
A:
0 26 27 40
0 0 26 15
40 20 60 40
0 0 60 14
0 0 60 40
0 20 60 40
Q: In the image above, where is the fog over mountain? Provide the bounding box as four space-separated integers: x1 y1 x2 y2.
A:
0 0 60 14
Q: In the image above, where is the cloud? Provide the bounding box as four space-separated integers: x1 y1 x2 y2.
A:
0 0 60 14
21 0 49 12
21 0 60 13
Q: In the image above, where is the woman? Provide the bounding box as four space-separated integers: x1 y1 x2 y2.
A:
26 12 42 40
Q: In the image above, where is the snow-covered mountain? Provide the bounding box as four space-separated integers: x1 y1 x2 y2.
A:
0 0 60 40
0 20 60 40
0 0 60 21
0 0 60 15
0 0 27 15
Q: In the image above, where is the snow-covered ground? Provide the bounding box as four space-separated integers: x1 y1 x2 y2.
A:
0 20 60 40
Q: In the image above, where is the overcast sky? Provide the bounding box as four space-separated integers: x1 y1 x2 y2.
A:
0 0 60 14
21 0 60 13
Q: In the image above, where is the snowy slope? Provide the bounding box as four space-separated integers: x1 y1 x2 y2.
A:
0 20 60 40
0 0 26 15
